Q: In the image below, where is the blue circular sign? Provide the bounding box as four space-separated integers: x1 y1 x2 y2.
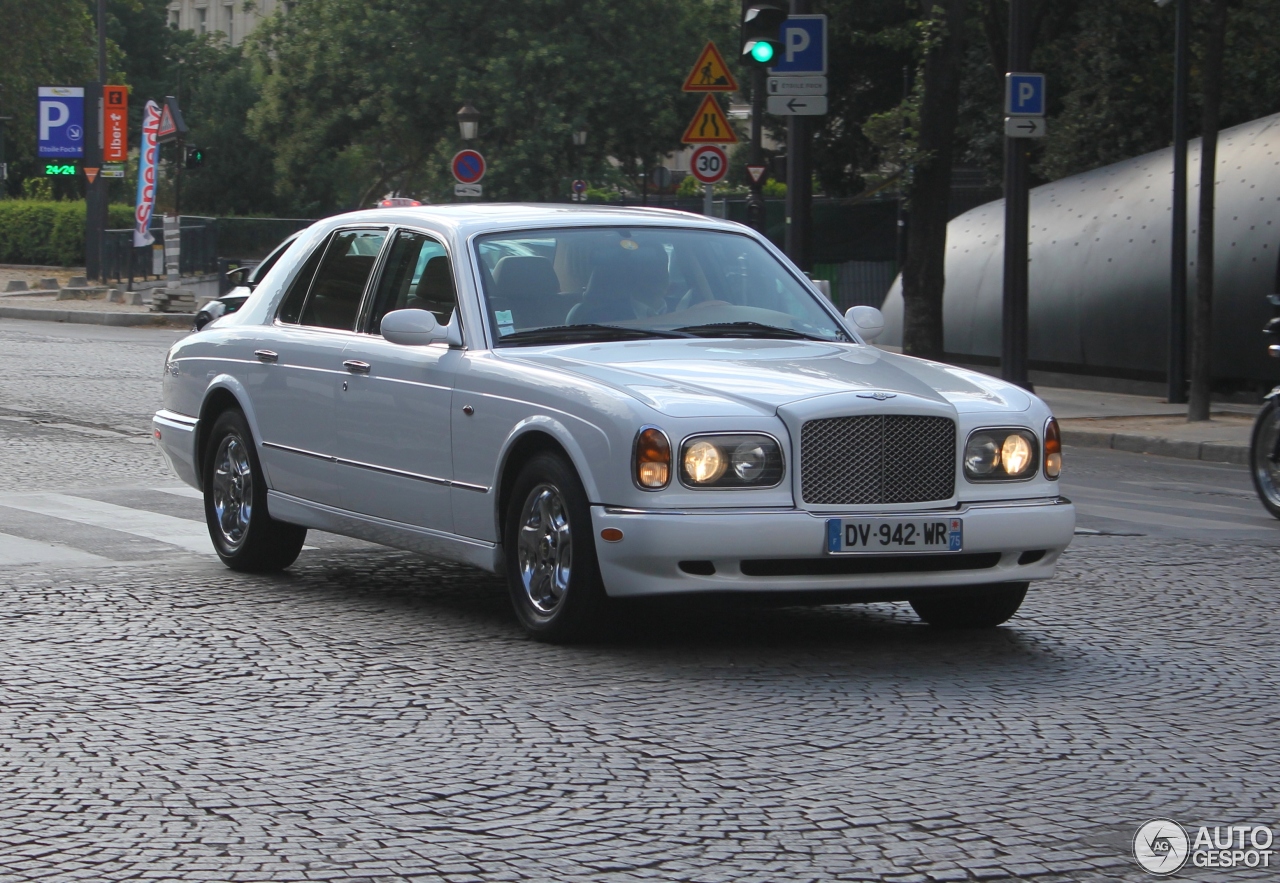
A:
452 149 486 185
572 179 587 194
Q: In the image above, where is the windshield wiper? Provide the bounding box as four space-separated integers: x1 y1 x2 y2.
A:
673 321 836 342
498 324 695 345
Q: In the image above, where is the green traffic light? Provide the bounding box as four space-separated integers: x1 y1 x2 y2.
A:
750 41 774 63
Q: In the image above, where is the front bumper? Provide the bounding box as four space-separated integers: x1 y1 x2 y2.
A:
152 410 200 490
591 497 1075 598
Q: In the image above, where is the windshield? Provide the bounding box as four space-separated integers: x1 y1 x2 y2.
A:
473 226 849 345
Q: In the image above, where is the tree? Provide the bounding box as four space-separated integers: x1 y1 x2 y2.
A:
900 0 968 359
247 0 732 214
0 0 98 197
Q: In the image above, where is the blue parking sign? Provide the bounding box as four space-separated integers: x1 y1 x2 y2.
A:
1005 73 1046 117
37 86 85 159
770 15 826 76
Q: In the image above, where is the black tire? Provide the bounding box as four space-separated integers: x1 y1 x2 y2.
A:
1249 398 1280 520
503 451 608 642
202 409 307 572
909 582 1029 628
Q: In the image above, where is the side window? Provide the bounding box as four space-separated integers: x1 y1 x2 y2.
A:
296 229 387 330
276 236 327 324
368 231 455 333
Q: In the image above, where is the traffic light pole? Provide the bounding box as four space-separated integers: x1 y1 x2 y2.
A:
748 67 766 233
1001 0 1032 390
784 0 811 271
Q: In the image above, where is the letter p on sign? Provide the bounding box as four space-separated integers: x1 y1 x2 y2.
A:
785 27 810 62
1005 73 1046 116
40 103 69 141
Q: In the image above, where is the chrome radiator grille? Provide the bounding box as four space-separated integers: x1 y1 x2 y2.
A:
800 415 956 505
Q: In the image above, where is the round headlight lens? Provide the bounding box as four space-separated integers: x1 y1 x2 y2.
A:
964 434 1001 476
731 442 767 481
1001 433 1034 476
683 440 726 484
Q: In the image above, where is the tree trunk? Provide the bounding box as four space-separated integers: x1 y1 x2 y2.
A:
1188 0 1230 422
902 0 968 359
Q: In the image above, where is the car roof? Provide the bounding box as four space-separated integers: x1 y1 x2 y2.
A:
312 203 749 240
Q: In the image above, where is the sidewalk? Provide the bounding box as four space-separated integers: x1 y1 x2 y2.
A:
1041 386 1258 466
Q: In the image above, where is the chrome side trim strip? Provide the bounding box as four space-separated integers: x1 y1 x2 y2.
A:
154 409 199 428
262 441 491 492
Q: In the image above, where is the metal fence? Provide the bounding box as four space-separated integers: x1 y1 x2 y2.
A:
216 217 315 260
101 216 299 288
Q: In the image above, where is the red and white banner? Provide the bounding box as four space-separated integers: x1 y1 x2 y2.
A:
133 100 160 247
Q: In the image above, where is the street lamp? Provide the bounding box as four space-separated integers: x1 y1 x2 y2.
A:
572 127 588 148
1156 0 1189 404
456 103 481 141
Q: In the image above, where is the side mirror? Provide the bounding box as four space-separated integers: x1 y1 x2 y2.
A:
225 265 252 288
192 300 227 332
845 305 885 342
381 308 461 347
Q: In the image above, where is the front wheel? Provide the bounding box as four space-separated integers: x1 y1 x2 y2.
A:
503 452 608 642
909 582 1028 628
1249 398 1280 520
203 409 307 572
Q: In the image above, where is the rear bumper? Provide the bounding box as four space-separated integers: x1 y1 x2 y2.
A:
591 497 1075 599
152 410 201 490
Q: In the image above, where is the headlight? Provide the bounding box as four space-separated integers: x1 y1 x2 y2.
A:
679 434 784 489
633 427 671 490
1043 417 1062 479
963 428 1039 481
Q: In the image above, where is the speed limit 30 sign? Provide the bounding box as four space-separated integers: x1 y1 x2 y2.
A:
689 145 728 185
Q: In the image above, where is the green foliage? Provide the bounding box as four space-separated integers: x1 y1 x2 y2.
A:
248 0 735 211
762 178 787 198
0 201 134 265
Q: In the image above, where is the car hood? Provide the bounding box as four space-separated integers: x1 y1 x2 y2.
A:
505 339 1031 417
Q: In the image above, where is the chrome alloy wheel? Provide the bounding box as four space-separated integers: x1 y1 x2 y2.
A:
516 483 573 615
211 434 254 551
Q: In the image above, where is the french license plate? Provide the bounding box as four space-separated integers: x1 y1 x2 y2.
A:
826 516 963 554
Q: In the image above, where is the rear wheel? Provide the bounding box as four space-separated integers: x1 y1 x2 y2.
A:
909 582 1028 628
503 452 608 642
203 409 307 572
1249 398 1280 520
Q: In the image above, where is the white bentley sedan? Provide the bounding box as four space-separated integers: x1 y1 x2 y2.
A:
154 205 1074 641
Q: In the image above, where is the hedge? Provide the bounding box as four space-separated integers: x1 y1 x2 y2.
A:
0 201 135 267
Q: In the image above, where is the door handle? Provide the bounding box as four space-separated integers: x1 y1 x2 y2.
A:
343 360 371 374
255 350 278 363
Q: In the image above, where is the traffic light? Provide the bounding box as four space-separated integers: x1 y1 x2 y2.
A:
740 1 787 67
185 145 205 169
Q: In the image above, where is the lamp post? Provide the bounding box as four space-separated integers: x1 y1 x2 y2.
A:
456 103 481 141
1156 0 1189 404
571 126 587 201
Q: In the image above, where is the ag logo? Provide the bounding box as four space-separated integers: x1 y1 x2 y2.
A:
1134 818 1190 876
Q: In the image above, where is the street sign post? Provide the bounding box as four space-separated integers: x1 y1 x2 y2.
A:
682 42 738 93
1004 116 1046 138
681 95 737 144
1004 72 1045 117
689 145 727 184
767 76 826 96
767 95 827 116
37 87 85 158
745 164 766 184
768 14 826 76
451 149 486 184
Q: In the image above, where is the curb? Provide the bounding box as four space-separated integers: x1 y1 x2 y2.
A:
0 305 194 328
1062 428 1249 465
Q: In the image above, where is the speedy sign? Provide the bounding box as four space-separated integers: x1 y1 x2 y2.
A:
133 100 161 247
38 87 85 158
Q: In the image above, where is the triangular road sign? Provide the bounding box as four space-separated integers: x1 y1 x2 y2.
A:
156 96 188 144
746 164 767 184
84 167 99 184
681 95 738 144
682 41 739 93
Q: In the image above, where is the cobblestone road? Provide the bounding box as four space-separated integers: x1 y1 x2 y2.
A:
0 320 1275 882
